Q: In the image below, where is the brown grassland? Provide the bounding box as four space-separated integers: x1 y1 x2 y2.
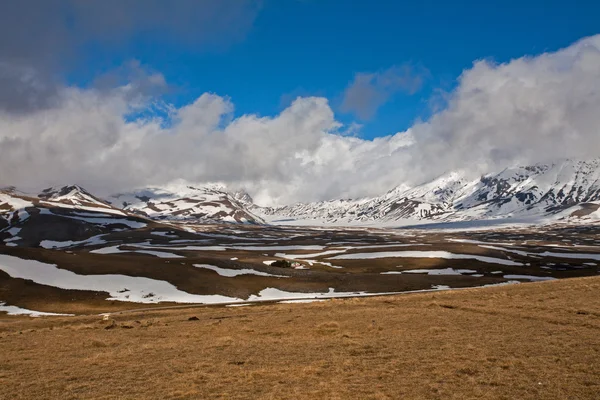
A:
1 276 599 399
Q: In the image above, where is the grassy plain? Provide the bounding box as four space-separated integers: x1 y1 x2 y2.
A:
1 276 599 399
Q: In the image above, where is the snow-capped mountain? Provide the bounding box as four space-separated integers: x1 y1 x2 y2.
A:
0 188 35 231
38 185 115 210
1 185 127 227
2 158 600 231
0 185 150 248
109 183 264 224
258 159 600 224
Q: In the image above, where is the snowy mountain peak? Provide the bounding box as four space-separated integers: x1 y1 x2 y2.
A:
38 185 110 207
110 184 264 224
258 158 600 224
233 189 254 207
3 158 600 227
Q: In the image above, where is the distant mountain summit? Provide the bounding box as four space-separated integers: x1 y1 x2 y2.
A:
38 185 113 208
232 189 255 207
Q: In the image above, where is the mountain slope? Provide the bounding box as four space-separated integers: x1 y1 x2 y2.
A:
258 159 600 224
0 186 151 248
109 183 264 224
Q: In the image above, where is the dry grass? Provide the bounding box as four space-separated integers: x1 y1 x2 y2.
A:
1 276 599 399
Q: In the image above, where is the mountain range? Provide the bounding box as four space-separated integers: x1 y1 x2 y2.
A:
259 158 600 225
1 158 600 238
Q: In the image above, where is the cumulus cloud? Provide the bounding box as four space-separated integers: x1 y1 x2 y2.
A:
340 64 427 120
1 35 600 206
404 35 600 184
0 88 411 205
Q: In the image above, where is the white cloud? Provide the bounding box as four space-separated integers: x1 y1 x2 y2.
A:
404 34 600 184
1 35 600 206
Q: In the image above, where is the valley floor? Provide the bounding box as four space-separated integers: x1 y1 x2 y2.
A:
1 276 599 399
3 222 600 316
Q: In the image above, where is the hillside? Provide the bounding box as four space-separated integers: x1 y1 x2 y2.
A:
0 186 152 249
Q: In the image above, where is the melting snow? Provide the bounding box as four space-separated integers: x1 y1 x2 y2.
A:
0 254 239 304
0 194 33 210
337 243 430 250
6 227 20 236
90 245 124 254
503 275 557 282
40 201 126 216
330 250 523 266
0 302 73 317
431 285 451 290
537 251 600 261
89 246 183 258
246 287 397 301
382 268 478 275
0 254 531 306
447 238 516 246
274 249 348 259
130 244 226 251
226 245 325 251
478 245 530 257
194 264 288 278
49 213 146 229
134 250 184 258
40 235 107 249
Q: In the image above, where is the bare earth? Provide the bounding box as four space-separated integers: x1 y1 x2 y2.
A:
1 276 599 399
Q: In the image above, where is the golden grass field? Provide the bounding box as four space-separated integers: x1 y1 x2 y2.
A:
1 276 599 400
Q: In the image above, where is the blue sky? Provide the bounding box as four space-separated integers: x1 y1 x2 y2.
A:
65 0 600 140
1 1 600 202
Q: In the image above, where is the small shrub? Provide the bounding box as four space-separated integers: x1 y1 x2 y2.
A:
271 260 292 268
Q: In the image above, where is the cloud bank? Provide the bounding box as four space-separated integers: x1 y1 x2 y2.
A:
1 35 600 206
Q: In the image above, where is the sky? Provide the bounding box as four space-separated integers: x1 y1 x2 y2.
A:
0 1 599 205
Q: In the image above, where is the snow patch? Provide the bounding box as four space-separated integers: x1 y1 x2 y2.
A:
330 250 523 266
503 275 557 282
0 302 73 317
382 268 478 275
194 264 288 278
0 254 239 304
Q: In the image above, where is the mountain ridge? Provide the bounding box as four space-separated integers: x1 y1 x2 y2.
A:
2 158 600 229
257 158 600 224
